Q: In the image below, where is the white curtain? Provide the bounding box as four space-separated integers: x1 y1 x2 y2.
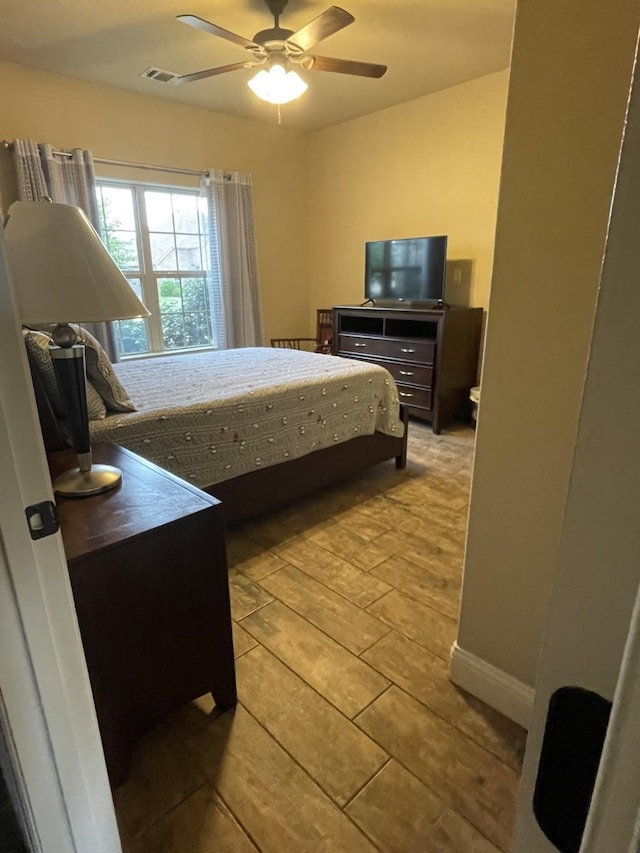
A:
12 139 48 201
200 169 263 349
12 139 118 360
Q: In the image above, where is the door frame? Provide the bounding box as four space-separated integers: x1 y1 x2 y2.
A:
0 225 120 851
512 23 640 853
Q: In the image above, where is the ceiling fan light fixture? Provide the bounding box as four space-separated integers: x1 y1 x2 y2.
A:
248 64 307 104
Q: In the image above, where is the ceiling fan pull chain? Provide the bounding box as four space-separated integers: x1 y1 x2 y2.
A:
277 103 282 125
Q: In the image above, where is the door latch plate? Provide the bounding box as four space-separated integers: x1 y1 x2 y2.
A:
25 501 59 540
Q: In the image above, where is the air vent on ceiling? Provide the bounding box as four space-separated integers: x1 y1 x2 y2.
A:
140 67 179 84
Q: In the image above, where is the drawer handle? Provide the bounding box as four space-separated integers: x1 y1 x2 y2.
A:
399 370 414 376
354 342 367 348
399 392 414 398
400 347 415 353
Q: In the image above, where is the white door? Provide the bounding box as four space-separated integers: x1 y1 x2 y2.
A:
0 225 121 850
512 28 640 853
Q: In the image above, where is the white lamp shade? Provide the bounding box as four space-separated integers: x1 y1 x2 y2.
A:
248 65 308 105
4 199 150 324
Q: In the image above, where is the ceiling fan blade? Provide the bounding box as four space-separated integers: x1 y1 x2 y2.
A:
307 55 387 78
173 62 251 85
287 6 354 52
177 14 258 50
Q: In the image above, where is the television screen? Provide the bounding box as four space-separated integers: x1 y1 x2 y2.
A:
365 236 448 303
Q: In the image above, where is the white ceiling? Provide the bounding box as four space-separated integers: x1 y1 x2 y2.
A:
0 0 516 132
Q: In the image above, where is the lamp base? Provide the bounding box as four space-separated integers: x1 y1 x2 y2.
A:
53 463 122 498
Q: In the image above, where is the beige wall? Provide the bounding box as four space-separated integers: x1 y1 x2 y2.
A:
457 0 639 691
0 60 309 343
306 71 509 323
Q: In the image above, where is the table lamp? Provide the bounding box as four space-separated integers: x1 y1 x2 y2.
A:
4 198 150 497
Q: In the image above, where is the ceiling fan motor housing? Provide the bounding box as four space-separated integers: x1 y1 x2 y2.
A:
255 0 296 48
252 27 296 47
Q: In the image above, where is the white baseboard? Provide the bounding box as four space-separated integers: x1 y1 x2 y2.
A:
449 642 535 729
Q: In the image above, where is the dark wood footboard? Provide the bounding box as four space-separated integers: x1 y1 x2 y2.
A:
205 406 409 525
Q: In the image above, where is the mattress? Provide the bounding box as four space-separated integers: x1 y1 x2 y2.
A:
90 347 404 489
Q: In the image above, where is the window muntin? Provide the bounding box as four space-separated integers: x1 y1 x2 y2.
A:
157 277 212 350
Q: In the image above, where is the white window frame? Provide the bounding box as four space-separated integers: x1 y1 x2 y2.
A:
95 180 214 359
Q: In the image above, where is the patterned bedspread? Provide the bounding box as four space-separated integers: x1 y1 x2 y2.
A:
90 347 404 488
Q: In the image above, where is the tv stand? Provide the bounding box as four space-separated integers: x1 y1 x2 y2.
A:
332 305 482 433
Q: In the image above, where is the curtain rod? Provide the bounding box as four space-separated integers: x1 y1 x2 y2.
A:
95 157 206 177
1 141 206 178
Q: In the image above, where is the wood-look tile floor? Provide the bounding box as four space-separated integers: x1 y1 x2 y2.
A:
114 422 526 853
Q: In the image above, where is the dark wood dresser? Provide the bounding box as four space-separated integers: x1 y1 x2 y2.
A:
332 305 482 433
48 443 237 787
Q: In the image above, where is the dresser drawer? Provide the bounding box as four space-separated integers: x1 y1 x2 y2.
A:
338 334 435 364
396 385 433 411
382 362 433 388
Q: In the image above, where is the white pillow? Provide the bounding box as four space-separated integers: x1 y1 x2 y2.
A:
71 325 136 413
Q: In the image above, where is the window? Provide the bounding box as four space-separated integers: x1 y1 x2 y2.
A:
95 182 213 357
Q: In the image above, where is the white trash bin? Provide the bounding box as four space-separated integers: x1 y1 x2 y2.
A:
470 386 480 422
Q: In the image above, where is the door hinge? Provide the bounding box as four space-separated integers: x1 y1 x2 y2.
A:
25 501 59 540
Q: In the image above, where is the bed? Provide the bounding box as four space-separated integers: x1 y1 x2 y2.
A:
32 344 408 525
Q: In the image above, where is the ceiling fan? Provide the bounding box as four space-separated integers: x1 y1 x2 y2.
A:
172 1 387 104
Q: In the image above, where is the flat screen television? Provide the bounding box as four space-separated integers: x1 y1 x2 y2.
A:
365 235 448 304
